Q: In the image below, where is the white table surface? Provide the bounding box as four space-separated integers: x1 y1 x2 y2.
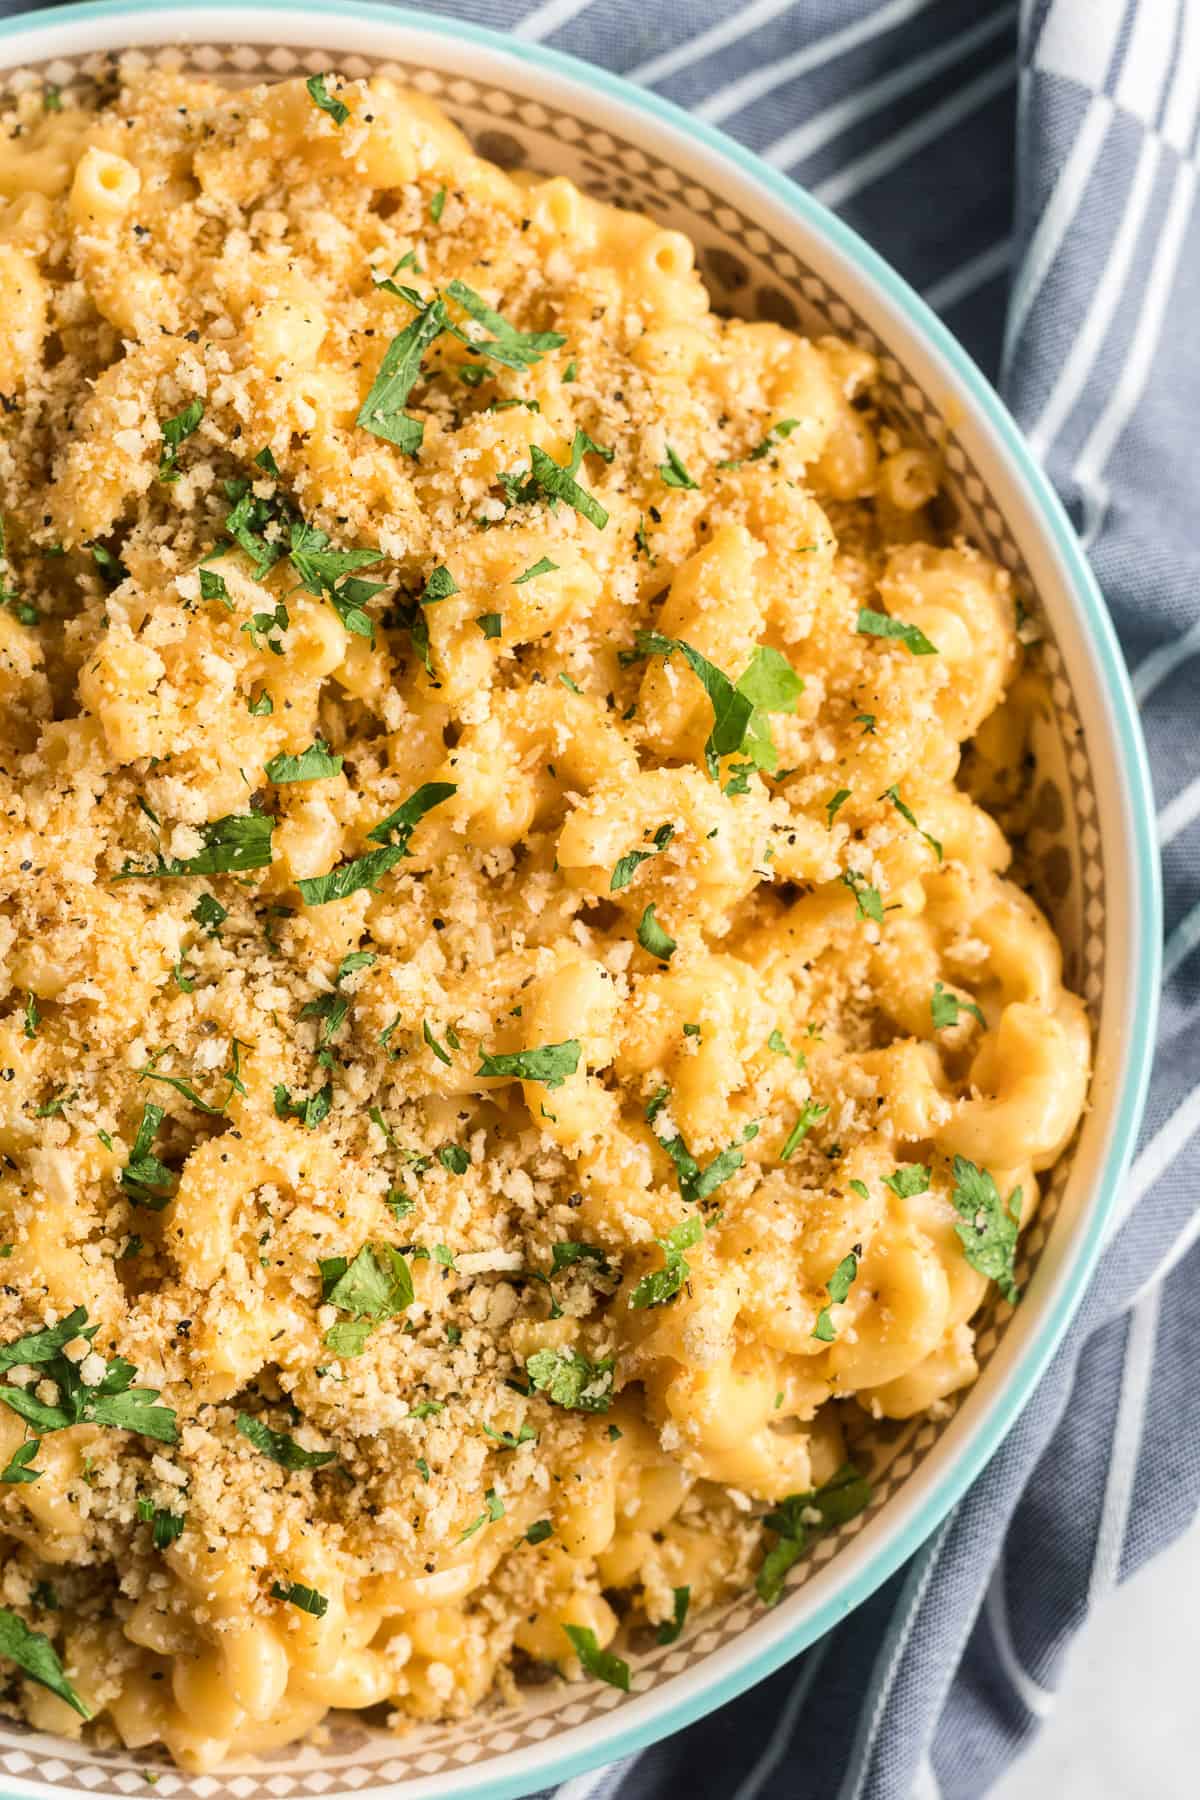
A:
991 1519 1200 1799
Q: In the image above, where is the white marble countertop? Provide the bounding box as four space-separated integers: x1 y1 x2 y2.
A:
992 1520 1200 1799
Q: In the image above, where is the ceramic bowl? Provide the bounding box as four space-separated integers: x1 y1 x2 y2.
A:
0 5 1161 1797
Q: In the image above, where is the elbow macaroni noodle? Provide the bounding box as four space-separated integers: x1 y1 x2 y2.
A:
0 67 1089 1768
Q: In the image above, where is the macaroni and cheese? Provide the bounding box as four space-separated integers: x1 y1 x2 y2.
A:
0 66 1090 1769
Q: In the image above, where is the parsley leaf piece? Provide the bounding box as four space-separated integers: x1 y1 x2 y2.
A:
137 1501 185 1550
445 279 566 369
881 785 942 860
882 1164 931 1198
476 612 502 638
192 892 226 936
329 576 384 644
288 519 384 601
563 1624 629 1692
856 608 939 656
306 73 349 126
625 633 801 778
458 1486 504 1542
299 782 453 905
119 1103 176 1208
22 993 39 1040
271 1580 329 1617
158 398 204 483
365 780 457 849
0 1309 177 1445
840 868 884 924
658 444 698 490
525 1348 614 1413
812 1251 859 1342
951 1156 1021 1304
482 1421 537 1451
825 788 852 828
931 980 986 1031
629 1215 704 1310
756 1464 872 1605
116 811 275 881
356 296 448 455
513 557 559 585
779 1100 829 1163
247 688 273 716
549 1242 612 1278
419 565 458 606
526 1518 554 1545
0 1609 90 1719
611 822 674 892
264 740 343 784
1 1440 41 1484
138 1040 246 1117
525 438 609 529
273 1080 333 1131
476 1041 581 1090
636 903 676 960
436 1144 470 1177
657 1585 690 1645
236 1413 337 1470
652 1110 758 1204
429 185 447 221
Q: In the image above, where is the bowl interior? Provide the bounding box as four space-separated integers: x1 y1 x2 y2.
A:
0 12 1145 1800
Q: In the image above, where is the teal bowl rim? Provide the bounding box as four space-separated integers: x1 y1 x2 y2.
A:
0 4 1162 1796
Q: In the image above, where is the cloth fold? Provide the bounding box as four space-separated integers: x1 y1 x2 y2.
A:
3 2 1197 1794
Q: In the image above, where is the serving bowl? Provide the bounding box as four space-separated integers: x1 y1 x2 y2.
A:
0 4 1160 1797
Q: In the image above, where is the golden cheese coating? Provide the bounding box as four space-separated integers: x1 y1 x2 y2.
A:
0 65 1089 1769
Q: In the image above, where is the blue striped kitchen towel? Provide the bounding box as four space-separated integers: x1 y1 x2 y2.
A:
5 2 1198 1796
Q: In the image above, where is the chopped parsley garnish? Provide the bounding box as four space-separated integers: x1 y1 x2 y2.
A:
235 1413 337 1470
298 781 454 905
0 1609 90 1719
476 1041 581 1090
422 1019 454 1066
274 1079 333 1131
658 444 698 490
119 1104 176 1208
636 903 676 960
718 418 800 469
513 556 558 585
840 868 884 924
476 612 502 638
525 434 610 529
881 786 942 859
482 1421 537 1451
138 1038 247 1117
611 822 674 892
319 1243 415 1357
526 1518 554 1545
42 84 63 112
336 950 375 983
623 633 802 777
116 811 275 882
0 515 37 626
0 1307 177 1445
199 567 228 605
779 1100 829 1162
458 1486 504 1542
437 1145 469 1176
563 1623 629 1691
756 1464 872 1605
657 1585 690 1645
1 1440 41 1485
550 1242 612 1278
445 279 566 370
306 73 349 126
629 1216 703 1310
356 295 448 455
157 398 204 483
951 1156 1021 1304
22 993 39 1040
241 600 289 653
136 1500 185 1550
265 740 343 783
931 981 986 1031
856 608 938 656
813 1251 859 1342
525 1347 614 1412
882 1164 931 1198
271 1580 329 1616
429 186 446 223
420 565 459 606
825 788 851 828
856 711 877 734
192 892 226 936
649 1102 759 1204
